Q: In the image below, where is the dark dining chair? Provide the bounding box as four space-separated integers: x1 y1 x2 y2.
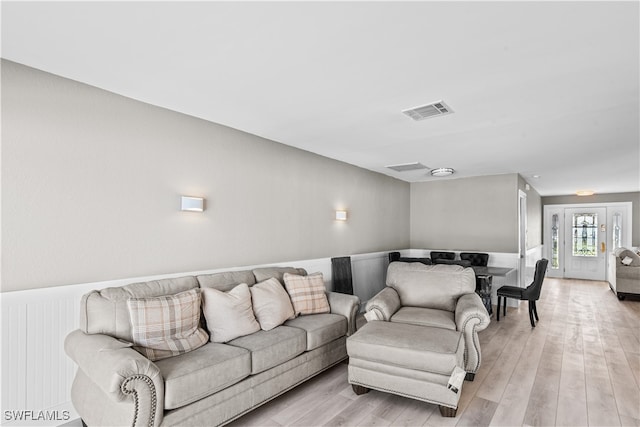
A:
496 259 549 327
430 251 455 263
459 252 489 267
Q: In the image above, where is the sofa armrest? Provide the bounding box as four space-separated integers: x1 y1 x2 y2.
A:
454 293 490 374
364 287 401 321
65 330 164 427
327 292 361 336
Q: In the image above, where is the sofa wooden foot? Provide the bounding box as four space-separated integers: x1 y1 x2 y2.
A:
439 405 457 417
351 384 370 395
465 372 475 381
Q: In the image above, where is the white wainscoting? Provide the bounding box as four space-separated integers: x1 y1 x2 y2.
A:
0 251 390 426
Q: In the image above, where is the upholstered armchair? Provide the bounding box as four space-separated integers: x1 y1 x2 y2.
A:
365 262 490 380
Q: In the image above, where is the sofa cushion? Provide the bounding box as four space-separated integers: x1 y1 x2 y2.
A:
253 267 307 283
285 313 347 350
250 278 295 331
80 276 199 342
127 288 209 361
386 263 475 312
227 326 306 374
197 270 256 292
201 283 261 343
283 272 331 316
390 306 456 331
155 342 251 410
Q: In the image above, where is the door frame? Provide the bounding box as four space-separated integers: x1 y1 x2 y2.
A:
543 202 632 280
518 190 527 288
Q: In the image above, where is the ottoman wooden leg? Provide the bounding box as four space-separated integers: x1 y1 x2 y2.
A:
439 405 457 417
352 384 370 395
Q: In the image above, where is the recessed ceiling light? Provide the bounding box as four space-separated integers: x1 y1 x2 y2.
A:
430 167 454 177
532 175 540 179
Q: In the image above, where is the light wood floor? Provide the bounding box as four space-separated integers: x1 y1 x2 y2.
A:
229 278 640 427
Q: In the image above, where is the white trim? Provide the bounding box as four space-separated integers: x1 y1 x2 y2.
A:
543 202 633 280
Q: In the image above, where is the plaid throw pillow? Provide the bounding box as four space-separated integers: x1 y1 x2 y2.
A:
127 288 209 361
283 272 330 316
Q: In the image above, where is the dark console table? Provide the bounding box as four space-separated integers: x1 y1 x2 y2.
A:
475 274 493 315
472 266 516 317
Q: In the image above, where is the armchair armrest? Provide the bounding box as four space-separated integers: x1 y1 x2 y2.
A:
455 293 490 374
364 287 401 321
65 330 164 427
327 292 361 336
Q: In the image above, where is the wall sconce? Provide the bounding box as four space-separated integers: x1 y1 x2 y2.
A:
335 210 348 221
181 196 205 212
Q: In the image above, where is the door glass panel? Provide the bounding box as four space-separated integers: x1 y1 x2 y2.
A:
572 213 597 257
551 214 560 269
612 213 622 250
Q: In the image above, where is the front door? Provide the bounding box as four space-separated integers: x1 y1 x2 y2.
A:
563 207 607 280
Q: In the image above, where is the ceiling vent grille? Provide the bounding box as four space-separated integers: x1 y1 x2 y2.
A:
402 100 453 121
386 162 428 172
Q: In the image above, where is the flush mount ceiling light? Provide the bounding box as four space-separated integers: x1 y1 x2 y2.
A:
576 190 595 196
430 168 454 177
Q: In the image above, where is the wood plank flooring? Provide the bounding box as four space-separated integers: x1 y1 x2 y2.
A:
228 278 640 426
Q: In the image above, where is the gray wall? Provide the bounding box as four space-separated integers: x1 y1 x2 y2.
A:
1 61 410 292
410 174 521 253
542 192 640 246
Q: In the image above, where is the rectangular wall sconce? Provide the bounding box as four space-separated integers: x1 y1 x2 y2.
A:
181 196 205 212
335 210 348 221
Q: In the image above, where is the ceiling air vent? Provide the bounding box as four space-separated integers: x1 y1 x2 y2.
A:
402 100 453 121
386 162 429 172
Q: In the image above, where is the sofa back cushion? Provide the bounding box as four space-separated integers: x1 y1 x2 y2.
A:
197 270 256 292
80 276 199 342
386 262 475 312
253 267 307 283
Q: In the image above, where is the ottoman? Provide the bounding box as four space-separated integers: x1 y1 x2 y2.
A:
347 321 465 416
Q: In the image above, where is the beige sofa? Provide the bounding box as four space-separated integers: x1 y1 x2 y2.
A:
65 267 359 427
608 248 640 300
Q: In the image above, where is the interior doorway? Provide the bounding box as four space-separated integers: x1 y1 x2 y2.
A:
544 202 632 281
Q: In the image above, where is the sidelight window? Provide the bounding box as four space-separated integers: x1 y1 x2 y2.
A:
551 214 560 269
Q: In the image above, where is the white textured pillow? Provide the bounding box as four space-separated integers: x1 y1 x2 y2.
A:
250 278 295 331
622 256 633 266
201 283 260 343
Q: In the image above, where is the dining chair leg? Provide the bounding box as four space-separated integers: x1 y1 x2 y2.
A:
497 296 501 321
528 301 535 327
503 297 507 317
532 300 539 321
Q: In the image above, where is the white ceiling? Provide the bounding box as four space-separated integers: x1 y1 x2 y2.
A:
2 1 639 196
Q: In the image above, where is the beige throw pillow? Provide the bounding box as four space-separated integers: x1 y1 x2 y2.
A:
283 272 330 316
127 288 209 361
201 283 261 343
250 278 295 330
